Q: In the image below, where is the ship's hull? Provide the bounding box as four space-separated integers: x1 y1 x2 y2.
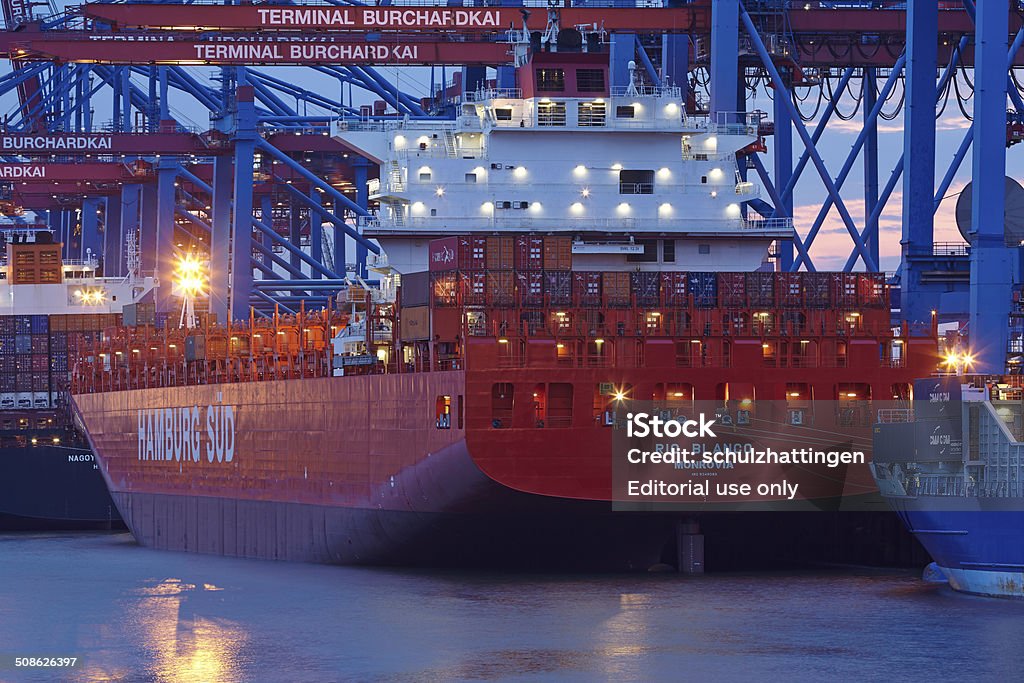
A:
73 370 928 570
886 497 1024 598
107 441 677 570
0 442 121 529
73 372 685 569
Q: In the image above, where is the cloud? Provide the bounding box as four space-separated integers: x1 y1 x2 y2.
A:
787 182 969 271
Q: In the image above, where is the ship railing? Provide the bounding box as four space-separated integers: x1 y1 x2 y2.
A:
609 85 683 99
876 408 913 423
745 217 794 232
465 88 523 102
933 242 969 256
366 215 769 232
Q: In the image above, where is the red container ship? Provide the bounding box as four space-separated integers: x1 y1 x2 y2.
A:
70 263 938 568
70 60 939 568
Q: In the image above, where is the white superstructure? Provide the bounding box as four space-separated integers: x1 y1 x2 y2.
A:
0 256 155 316
336 84 793 275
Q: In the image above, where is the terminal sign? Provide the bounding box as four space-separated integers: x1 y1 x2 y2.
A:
256 7 504 30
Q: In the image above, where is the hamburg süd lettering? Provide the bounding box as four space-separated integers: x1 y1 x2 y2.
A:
137 403 235 464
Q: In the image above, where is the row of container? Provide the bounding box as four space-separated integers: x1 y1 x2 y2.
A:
0 371 54 392
428 236 573 273
424 271 888 310
0 313 123 334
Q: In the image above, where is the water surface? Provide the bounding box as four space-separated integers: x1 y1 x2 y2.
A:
0 533 1020 682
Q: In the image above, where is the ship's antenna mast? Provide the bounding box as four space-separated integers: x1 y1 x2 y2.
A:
626 60 639 98
125 229 140 283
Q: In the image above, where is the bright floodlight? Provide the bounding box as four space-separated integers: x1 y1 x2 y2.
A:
176 254 206 329
176 254 205 296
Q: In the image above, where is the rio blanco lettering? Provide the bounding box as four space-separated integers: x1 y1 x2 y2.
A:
256 8 501 29
1 135 113 151
0 165 45 179
137 403 236 464
193 43 420 62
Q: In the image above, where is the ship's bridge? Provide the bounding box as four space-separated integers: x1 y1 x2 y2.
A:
336 97 785 239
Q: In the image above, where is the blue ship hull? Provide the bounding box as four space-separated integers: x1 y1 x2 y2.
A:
887 502 1024 597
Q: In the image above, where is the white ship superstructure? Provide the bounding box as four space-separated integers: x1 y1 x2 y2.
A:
338 79 793 275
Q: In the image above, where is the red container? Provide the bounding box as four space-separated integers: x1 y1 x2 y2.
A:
428 237 459 272
661 273 688 307
486 271 515 308
517 271 545 308
514 236 544 271
430 272 459 306
458 236 487 271
31 354 47 371
460 271 487 307
718 273 747 308
775 273 803 308
485 237 514 271
831 273 859 308
574 272 602 308
30 335 47 354
0 372 13 392
602 272 631 308
542 236 572 271
803 273 831 309
746 272 775 308
857 273 886 308
544 271 572 307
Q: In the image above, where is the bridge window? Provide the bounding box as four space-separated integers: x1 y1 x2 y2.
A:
537 101 567 127
494 108 513 121
576 69 605 92
536 68 566 92
578 101 606 127
619 169 654 195
615 105 635 119
663 239 676 263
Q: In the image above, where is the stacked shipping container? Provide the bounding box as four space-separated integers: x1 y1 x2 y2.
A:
423 235 889 312
0 313 122 408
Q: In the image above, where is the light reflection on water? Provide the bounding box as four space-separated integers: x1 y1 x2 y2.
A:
131 577 248 683
0 532 1022 683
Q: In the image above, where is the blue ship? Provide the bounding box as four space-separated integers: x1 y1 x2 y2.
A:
872 376 1024 598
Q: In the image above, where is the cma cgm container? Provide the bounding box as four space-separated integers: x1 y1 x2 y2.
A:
427 236 486 272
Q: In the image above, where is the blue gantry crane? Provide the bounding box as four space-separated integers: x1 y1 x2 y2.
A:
0 0 1017 371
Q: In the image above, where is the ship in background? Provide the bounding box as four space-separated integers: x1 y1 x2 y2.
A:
70 52 938 569
872 374 1024 598
0 225 155 528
